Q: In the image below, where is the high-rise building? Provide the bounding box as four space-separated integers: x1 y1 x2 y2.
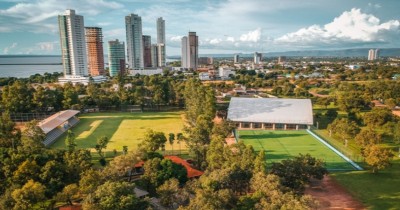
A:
254 52 262 64
278 56 286 64
108 39 125 77
157 44 166 67
181 36 188 68
125 13 143 69
368 49 379 61
368 49 375 61
151 44 159 67
85 27 104 76
58 9 88 76
157 17 166 67
188 32 198 70
234 54 239 63
142 35 152 68
157 17 165 45
374 49 379 60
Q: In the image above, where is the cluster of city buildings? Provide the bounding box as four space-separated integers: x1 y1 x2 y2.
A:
368 49 379 61
57 9 167 84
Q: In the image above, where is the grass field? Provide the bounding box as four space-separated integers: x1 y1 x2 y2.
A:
50 112 187 154
314 129 400 210
239 130 355 170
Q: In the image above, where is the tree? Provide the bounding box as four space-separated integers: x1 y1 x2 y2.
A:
325 109 338 119
12 179 46 210
64 149 92 183
79 169 104 195
0 112 21 149
355 128 381 147
65 130 77 153
168 133 175 154
362 145 394 173
253 150 267 174
1 80 34 113
363 108 393 128
55 184 80 206
95 136 109 159
157 178 180 208
176 133 184 154
140 129 167 152
327 118 360 142
141 158 187 194
242 172 317 210
83 181 148 210
19 120 45 153
206 136 226 171
12 160 40 186
271 154 327 192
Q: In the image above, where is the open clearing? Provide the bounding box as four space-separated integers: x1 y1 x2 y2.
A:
50 112 186 153
239 130 355 170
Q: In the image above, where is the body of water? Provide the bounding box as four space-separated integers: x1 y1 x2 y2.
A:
0 55 180 78
0 55 63 78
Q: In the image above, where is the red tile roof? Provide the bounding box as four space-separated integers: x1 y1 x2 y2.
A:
134 156 204 178
164 156 204 178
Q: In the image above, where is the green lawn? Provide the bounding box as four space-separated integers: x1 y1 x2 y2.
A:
50 112 187 154
239 130 355 170
332 160 400 210
315 129 400 209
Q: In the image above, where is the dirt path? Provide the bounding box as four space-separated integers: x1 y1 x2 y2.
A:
305 175 365 210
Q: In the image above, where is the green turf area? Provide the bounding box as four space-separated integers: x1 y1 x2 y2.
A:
239 130 355 170
332 161 400 210
50 112 187 154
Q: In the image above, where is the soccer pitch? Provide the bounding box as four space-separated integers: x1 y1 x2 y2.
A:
239 130 355 170
50 112 186 153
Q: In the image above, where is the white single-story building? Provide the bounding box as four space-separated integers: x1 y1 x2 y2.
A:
227 98 313 130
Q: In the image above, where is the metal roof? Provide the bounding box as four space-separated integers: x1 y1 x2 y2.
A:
227 97 313 125
38 110 80 134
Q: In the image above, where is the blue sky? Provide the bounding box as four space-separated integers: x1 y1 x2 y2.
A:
0 0 399 56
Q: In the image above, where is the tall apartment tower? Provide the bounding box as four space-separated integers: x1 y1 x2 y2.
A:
254 52 262 64
374 49 379 60
157 17 166 67
151 44 159 67
142 35 152 67
85 27 104 76
188 32 198 70
58 9 88 76
181 36 188 68
234 54 239 63
108 39 125 77
368 49 375 61
125 14 143 69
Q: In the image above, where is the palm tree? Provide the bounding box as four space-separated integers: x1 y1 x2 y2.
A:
168 133 175 155
176 133 183 156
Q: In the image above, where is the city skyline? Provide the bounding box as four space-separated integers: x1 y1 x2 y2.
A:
1 0 400 56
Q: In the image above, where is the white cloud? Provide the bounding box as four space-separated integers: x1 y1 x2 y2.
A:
239 28 261 42
226 36 235 42
36 41 57 51
0 0 123 33
276 8 400 48
3 42 18 54
209 38 222 44
170 36 183 42
368 3 381 9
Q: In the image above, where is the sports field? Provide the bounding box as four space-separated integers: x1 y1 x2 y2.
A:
50 112 186 153
239 130 355 170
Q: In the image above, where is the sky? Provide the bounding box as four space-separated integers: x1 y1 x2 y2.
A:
0 0 399 56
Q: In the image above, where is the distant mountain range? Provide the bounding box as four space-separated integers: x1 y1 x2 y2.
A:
168 48 400 59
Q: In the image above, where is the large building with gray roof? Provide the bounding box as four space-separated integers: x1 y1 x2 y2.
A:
227 98 313 130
